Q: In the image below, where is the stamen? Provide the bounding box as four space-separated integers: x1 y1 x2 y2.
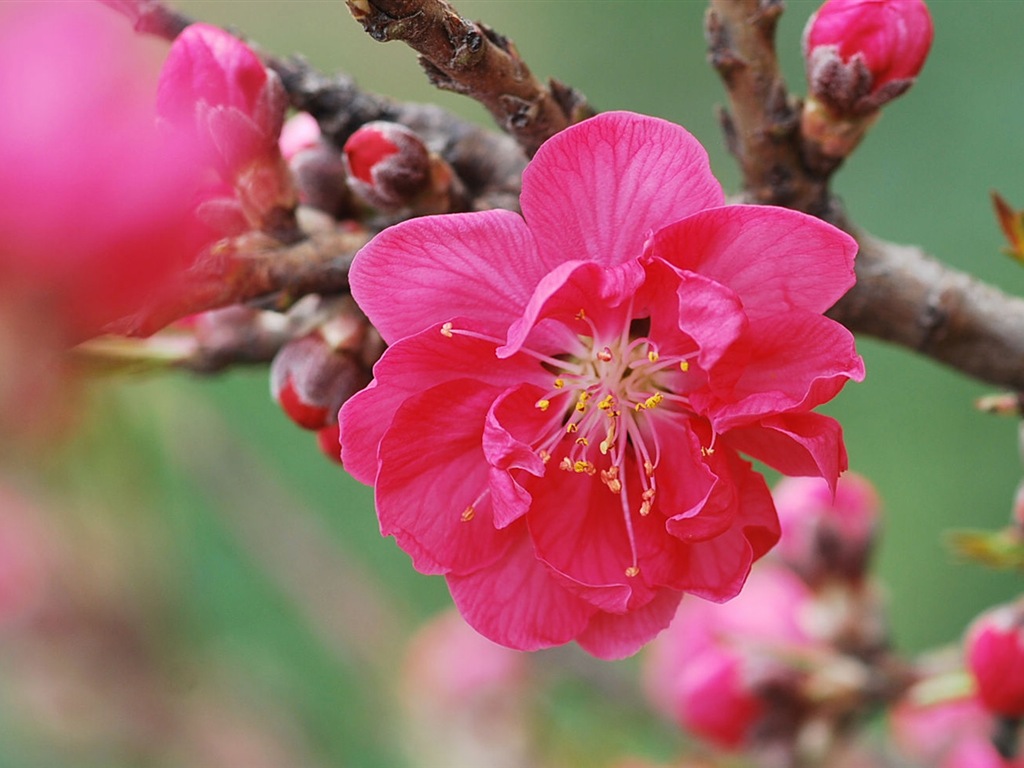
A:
625 566 640 578
573 460 596 476
535 398 551 411
538 449 552 464
566 423 579 434
597 394 616 411
461 506 475 522
575 436 589 447
680 360 689 372
440 322 454 338
553 378 565 389
597 346 613 362
576 391 591 412
647 350 659 363
559 457 573 472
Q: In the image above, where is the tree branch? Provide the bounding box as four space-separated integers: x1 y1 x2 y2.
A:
705 0 829 215
344 0 593 157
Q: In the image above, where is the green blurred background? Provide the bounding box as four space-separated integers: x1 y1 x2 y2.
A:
4 1 1024 766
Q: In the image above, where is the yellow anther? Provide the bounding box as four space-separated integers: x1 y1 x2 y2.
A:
598 394 615 411
642 488 656 501
639 500 653 517
575 308 587 321
634 402 645 412
559 457 573 472
575 436 589 447
600 468 622 494
539 449 552 464
599 439 611 454
644 460 655 477
553 378 565 389
701 446 716 457
573 460 596 475
575 391 591 412
440 322 454 338
680 360 690 372
625 566 640 578
648 350 659 363
461 506 475 522
535 398 551 412
566 423 579 434
597 346 613 362
642 392 664 410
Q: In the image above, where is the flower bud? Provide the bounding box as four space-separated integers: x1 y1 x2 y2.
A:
157 24 295 230
772 472 881 588
803 0 933 117
270 332 370 431
281 113 352 220
316 423 343 465
966 602 1024 717
643 565 815 749
343 121 432 212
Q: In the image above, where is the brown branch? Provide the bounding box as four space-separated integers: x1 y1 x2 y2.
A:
117 228 369 338
345 0 592 157
706 0 829 215
831 228 1024 392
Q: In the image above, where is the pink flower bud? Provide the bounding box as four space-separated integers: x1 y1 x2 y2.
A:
803 0 934 116
643 565 815 749
281 113 352 219
772 472 881 587
343 121 431 211
966 603 1024 717
157 24 294 227
270 333 370 431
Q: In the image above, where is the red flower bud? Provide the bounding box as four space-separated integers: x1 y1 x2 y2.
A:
803 0 933 116
270 332 370 431
281 113 352 219
966 602 1024 717
316 423 343 465
342 121 431 211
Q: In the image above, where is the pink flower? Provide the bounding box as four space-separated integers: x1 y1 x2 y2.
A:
340 111 863 659
772 472 880 586
0 1 203 342
891 691 995 766
643 564 816 747
157 23 294 228
803 0 934 115
966 603 1024 717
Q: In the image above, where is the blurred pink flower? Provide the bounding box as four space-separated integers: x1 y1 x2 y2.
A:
891 690 992 765
772 472 880 586
966 603 1024 717
0 1 203 341
643 564 816 747
340 111 863 658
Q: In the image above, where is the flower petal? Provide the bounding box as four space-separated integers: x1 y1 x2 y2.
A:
575 588 682 660
498 258 645 358
521 112 724 268
375 379 515 575
483 384 550 529
675 453 779 601
446 523 596 651
724 412 850 491
696 311 864 432
349 209 544 344
648 205 858 319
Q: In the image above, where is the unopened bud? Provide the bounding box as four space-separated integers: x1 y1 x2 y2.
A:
316 423 343 465
158 24 296 230
643 565 815 749
966 601 1024 717
280 114 352 220
803 0 933 117
771 473 880 588
270 332 370 431
343 121 432 211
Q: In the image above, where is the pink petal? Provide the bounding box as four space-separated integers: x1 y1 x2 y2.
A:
522 112 723 268
697 311 864 432
675 453 779 601
575 588 682 660
483 385 550 529
446 524 596 651
499 258 645 358
526 469 643 613
349 210 545 344
724 413 850 491
339 326 542 484
648 205 858 319
375 380 515 575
